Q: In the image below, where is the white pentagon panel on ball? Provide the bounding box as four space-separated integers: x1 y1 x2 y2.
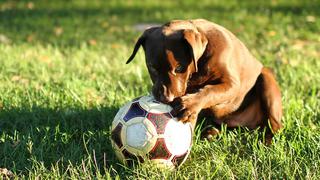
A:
141 118 158 152
126 122 152 149
148 102 171 114
138 95 171 113
164 119 192 156
137 95 154 111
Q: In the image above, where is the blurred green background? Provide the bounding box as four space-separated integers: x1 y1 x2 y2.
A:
1 0 319 46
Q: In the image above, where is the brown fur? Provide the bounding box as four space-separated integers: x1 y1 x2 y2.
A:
127 19 283 144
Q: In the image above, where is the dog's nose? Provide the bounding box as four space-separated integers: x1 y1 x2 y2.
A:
159 93 174 104
159 85 175 103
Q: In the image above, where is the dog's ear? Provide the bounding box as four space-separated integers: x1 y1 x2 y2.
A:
126 35 145 64
126 27 159 64
183 29 208 72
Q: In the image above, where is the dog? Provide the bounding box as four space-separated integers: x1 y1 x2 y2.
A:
126 19 282 144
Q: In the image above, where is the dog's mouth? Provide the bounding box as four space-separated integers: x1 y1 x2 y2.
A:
152 84 187 104
152 87 174 104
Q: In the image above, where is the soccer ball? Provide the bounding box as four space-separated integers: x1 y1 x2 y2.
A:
110 95 193 168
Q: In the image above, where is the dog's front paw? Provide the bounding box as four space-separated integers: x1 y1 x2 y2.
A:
171 94 203 123
201 127 220 141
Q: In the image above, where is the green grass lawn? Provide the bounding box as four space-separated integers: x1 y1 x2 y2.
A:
0 0 319 179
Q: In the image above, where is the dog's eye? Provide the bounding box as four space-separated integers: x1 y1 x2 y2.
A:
175 65 185 73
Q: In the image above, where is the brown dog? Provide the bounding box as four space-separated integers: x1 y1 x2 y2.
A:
126 19 282 144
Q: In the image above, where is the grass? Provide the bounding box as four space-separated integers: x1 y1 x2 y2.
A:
0 0 319 179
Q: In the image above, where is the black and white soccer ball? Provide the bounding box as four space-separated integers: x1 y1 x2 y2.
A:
110 95 193 168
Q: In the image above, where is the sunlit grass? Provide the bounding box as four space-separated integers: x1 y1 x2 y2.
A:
0 0 319 179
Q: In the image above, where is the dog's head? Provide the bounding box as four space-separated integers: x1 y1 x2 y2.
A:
126 21 208 103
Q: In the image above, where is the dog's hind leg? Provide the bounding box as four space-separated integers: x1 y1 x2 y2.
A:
257 67 283 144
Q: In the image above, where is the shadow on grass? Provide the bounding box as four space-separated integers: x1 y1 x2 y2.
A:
0 105 132 177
